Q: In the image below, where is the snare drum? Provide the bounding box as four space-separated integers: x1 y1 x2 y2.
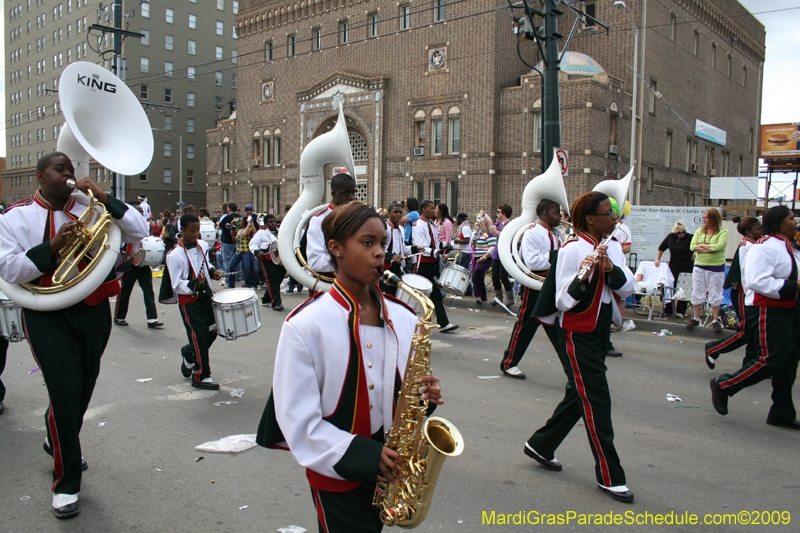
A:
200 221 217 249
396 274 433 315
212 288 261 340
0 289 25 342
438 263 471 296
132 236 166 268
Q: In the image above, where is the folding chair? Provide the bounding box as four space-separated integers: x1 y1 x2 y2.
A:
631 261 673 320
663 272 707 323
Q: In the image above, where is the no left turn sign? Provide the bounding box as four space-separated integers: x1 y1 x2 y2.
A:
555 148 569 178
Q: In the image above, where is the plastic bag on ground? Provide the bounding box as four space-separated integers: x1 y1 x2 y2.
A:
195 434 257 453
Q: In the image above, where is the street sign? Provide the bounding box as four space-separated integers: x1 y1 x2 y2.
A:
555 148 569 177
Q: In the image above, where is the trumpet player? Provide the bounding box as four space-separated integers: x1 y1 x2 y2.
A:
0 152 149 518
499 199 562 379
257 202 443 533
524 192 636 504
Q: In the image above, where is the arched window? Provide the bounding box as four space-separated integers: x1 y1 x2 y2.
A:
448 106 461 154
414 109 426 149
431 108 443 155
273 128 282 165
263 129 272 166
252 130 261 161
222 136 231 171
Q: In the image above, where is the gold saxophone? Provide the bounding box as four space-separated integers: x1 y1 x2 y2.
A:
373 271 465 528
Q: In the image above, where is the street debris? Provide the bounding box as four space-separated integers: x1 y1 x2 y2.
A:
98 422 106 427
666 394 682 402
136 378 153 383
195 434 258 454
230 388 245 398
194 456 204 462
477 376 501 380
277 527 307 533
213 401 238 406
28 367 39 375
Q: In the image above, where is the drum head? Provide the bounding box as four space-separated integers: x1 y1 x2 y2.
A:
401 273 433 293
213 288 257 304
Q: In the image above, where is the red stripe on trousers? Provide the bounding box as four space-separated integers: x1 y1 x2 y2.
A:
180 303 204 381
22 313 65 491
502 287 530 368
707 290 748 357
259 259 275 305
720 306 768 389
566 331 612 486
312 488 330 533
114 270 133 318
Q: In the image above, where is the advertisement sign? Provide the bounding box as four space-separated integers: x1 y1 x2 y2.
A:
760 123 800 158
695 119 727 147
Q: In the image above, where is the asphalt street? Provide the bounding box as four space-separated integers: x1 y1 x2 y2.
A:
1 279 798 532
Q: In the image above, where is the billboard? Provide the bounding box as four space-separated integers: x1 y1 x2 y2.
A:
760 123 800 158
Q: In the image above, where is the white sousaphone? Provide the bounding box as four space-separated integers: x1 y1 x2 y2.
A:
592 165 634 242
498 155 570 291
277 104 356 293
0 61 154 311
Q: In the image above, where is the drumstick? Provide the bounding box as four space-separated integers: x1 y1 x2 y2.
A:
402 252 426 259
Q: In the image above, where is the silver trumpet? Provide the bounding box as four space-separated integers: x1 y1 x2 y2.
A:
575 223 621 282
66 178 76 188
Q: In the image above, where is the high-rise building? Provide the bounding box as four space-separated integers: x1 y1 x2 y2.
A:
207 0 764 216
2 0 239 216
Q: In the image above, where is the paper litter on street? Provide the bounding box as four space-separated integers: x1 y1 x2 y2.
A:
666 393 682 402
195 434 258 453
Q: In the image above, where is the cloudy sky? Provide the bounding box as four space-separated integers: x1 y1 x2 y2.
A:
1 1 799 158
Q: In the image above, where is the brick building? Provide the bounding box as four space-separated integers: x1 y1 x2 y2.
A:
3 0 239 216
205 0 764 217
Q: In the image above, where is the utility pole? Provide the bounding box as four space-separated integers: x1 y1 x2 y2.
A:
512 1 608 170
541 0 562 170
90 0 143 201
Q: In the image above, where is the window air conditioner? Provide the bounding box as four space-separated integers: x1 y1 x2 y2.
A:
691 163 699 173
413 147 425 156
609 144 619 155
709 168 717 176
251 159 261 167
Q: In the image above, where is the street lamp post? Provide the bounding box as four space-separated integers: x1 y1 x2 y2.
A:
614 0 639 200
152 128 183 207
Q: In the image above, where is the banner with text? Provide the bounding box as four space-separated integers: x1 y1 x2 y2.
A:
628 206 713 264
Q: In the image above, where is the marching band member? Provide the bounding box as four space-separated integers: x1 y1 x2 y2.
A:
113 208 164 329
499 199 562 379
160 213 223 390
256 202 443 533
710 206 800 430
0 152 148 518
704 216 761 369
250 214 286 311
606 199 629 357
451 212 472 271
137 194 151 221
380 202 411 296
411 200 458 332
306 173 356 279
525 191 636 503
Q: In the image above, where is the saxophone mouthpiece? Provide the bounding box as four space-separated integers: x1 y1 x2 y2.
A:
381 270 402 287
66 179 76 189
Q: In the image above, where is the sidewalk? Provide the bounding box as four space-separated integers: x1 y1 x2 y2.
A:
441 293 734 341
